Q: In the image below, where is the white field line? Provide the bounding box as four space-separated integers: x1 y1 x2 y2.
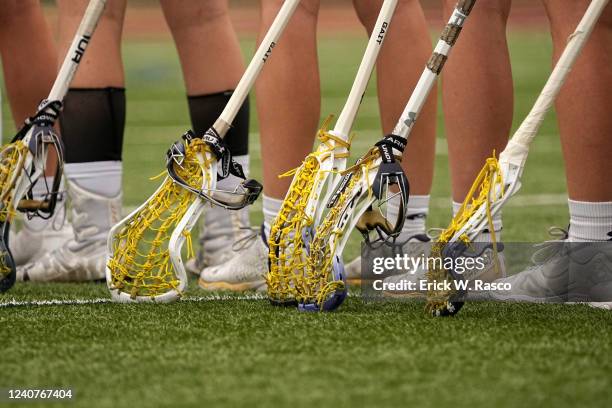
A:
0 293 268 308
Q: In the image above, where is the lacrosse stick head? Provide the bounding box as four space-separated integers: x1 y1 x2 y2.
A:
298 134 410 312
425 153 521 317
106 129 262 303
267 116 351 306
106 130 214 303
0 100 64 293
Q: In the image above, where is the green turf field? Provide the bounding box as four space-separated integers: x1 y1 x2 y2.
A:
1 32 610 408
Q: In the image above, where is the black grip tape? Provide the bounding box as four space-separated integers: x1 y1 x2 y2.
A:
457 0 476 15
427 53 448 75
441 24 463 46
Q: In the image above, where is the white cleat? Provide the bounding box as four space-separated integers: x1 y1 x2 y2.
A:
17 182 121 282
198 227 268 292
185 205 251 274
345 233 432 285
10 207 73 267
488 228 612 304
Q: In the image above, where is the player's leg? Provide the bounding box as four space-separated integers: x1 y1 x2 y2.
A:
0 1 71 266
0 1 56 125
160 0 251 271
344 0 436 281
17 0 126 282
443 0 513 241
543 0 612 241
489 1 612 306
198 0 321 291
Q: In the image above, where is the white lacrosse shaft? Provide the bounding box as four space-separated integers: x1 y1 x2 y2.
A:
500 0 609 171
332 0 398 140
393 0 474 139
48 0 107 103
214 0 300 137
166 0 301 296
313 0 397 220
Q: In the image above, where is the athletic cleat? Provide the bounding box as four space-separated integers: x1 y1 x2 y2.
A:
345 233 431 285
17 181 121 282
185 205 251 274
10 201 72 267
383 242 506 298
198 226 268 292
488 228 612 303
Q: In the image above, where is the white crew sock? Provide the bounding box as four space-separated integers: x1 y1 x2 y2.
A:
64 161 122 197
568 199 612 242
387 195 430 237
23 176 66 231
263 194 283 240
453 200 502 243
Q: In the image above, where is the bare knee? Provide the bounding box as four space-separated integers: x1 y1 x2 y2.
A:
261 0 320 22
0 0 40 26
58 0 125 24
544 0 612 42
352 0 383 28
161 0 230 31
443 0 511 21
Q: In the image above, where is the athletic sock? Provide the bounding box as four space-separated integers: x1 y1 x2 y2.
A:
23 176 66 231
187 90 250 156
64 161 122 198
60 88 125 164
263 195 283 240
189 90 252 248
568 199 612 242
60 87 125 199
387 195 429 237
453 200 503 243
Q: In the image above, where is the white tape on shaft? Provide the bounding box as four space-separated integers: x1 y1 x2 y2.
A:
502 0 609 166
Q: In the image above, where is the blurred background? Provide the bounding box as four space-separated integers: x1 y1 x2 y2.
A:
2 1 566 257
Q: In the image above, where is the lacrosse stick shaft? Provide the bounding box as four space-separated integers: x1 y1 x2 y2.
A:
502 0 609 166
48 0 107 102
332 0 398 138
215 0 300 136
393 0 476 138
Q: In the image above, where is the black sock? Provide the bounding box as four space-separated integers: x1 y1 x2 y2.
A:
59 87 125 163
187 90 249 156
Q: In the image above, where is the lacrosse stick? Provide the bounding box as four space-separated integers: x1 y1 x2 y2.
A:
106 0 300 303
426 0 610 317
298 0 477 311
267 0 399 307
0 0 106 293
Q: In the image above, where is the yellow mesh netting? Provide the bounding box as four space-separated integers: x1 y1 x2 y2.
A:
301 149 380 310
0 141 29 223
267 116 351 303
425 154 503 315
0 141 29 278
107 139 213 299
